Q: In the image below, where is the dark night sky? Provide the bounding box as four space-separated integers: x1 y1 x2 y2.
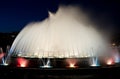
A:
0 0 119 34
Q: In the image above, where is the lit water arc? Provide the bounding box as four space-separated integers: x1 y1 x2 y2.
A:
8 6 109 60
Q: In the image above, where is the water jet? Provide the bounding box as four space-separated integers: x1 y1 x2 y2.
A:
1 6 120 68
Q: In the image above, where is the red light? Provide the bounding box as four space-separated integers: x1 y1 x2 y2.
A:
68 63 77 68
70 63 75 67
106 58 114 65
0 53 5 59
17 57 28 67
66 58 78 68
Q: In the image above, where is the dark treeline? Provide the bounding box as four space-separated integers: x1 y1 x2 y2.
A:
111 33 120 46
0 32 18 52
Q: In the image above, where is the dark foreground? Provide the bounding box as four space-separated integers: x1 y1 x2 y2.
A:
0 66 120 79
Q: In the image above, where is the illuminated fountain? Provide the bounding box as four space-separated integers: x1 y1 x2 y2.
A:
16 57 29 67
90 57 100 67
66 58 78 68
112 46 120 63
4 6 115 68
0 47 5 65
104 46 120 65
0 46 10 66
40 58 52 68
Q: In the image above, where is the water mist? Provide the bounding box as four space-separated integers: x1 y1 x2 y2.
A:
8 5 109 60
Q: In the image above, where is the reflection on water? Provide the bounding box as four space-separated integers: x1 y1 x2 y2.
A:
23 74 117 79
0 66 119 79
29 75 94 79
0 73 118 79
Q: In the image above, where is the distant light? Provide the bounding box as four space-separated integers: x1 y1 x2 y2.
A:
112 43 116 46
11 35 15 38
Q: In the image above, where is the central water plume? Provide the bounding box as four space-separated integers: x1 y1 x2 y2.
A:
9 5 109 58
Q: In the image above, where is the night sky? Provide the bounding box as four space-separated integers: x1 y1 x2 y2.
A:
0 0 119 34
